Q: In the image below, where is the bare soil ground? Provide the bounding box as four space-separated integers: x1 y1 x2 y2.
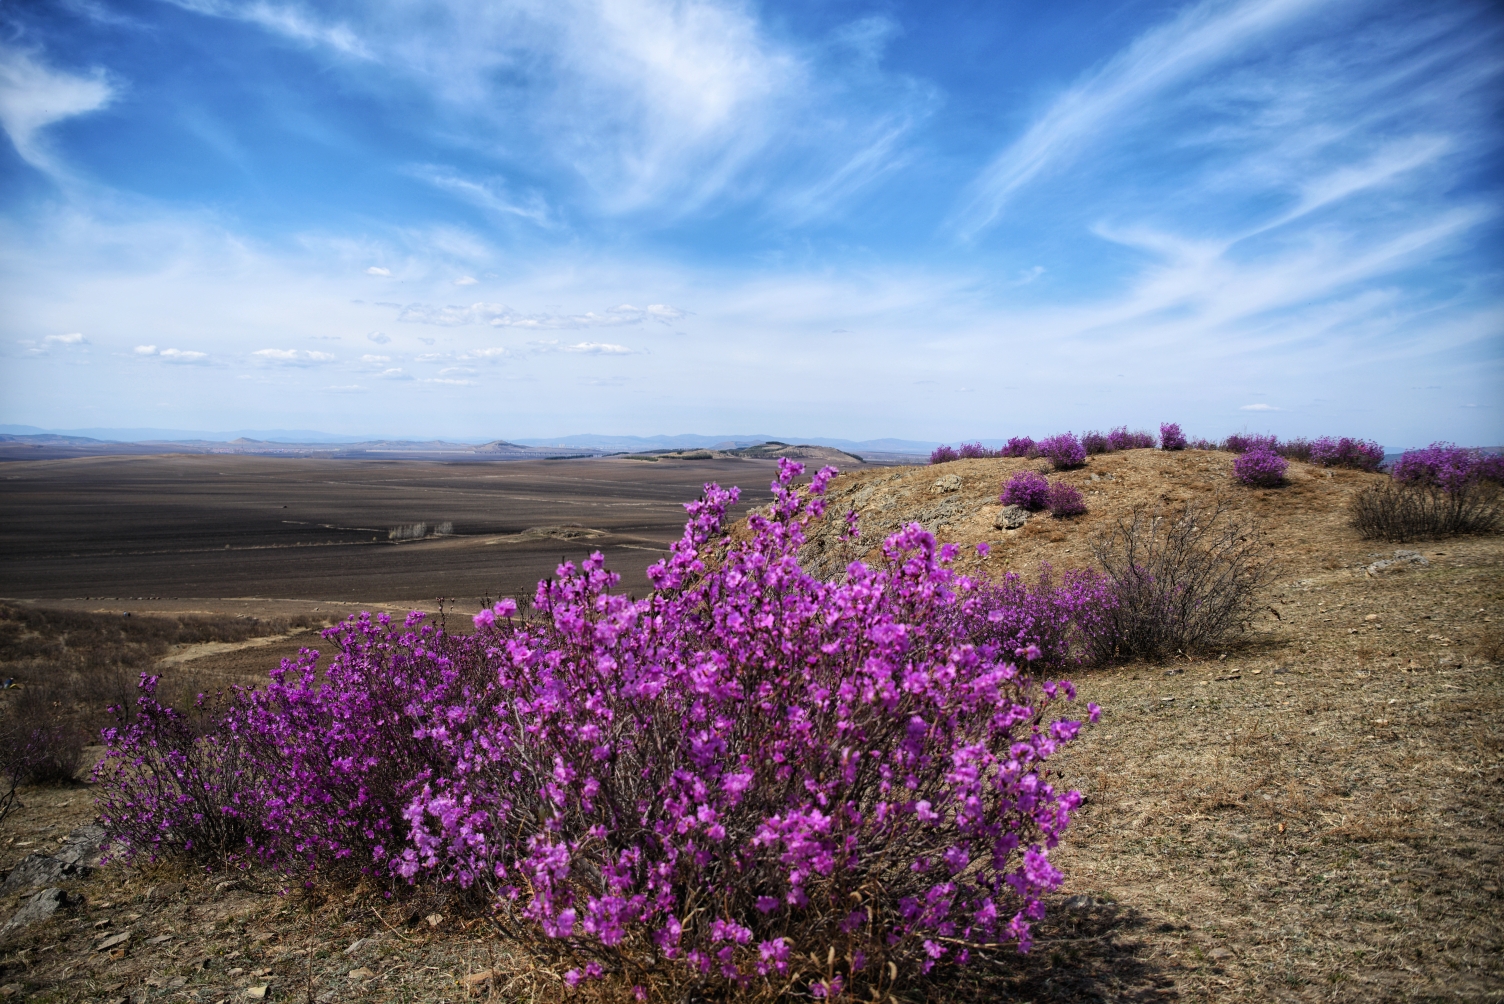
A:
0 455 786 606
0 449 1499 1003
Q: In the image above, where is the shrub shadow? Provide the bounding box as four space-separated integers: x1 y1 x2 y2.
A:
925 896 1177 1002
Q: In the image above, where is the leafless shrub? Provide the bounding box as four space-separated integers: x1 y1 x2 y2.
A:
1349 481 1500 542
1089 500 1277 660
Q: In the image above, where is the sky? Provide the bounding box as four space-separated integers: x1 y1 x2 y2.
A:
1 0 1501 447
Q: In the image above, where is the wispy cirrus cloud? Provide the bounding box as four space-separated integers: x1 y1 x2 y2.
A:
0 45 115 176
952 0 1328 238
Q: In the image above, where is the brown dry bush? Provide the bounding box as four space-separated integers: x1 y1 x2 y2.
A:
1349 480 1500 541
0 604 318 782
1089 500 1277 660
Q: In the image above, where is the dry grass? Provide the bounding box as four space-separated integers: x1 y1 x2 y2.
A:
0 450 1499 1002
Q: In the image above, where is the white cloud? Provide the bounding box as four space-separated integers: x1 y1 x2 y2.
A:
1239 403 1279 411
396 300 686 329
361 354 390 363
367 331 390 343
159 348 209 363
453 275 478 286
562 341 633 355
44 332 86 345
134 344 158 355
0 46 115 175
253 348 336 365
366 266 392 276
463 347 509 360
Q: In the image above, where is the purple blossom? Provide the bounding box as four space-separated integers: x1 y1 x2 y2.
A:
1233 449 1288 487
1036 433 1087 470
1002 471 1050 511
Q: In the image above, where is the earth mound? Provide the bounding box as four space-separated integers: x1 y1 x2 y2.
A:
787 449 1386 580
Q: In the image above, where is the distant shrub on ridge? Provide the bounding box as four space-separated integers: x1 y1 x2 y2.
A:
1038 433 1087 470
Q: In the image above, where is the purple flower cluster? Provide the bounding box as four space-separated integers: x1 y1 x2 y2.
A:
98 460 1098 997
1232 449 1288 487
1308 437 1384 472
1045 482 1087 517
1036 434 1087 471
1391 443 1504 494
1001 471 1050 511
1002 437 1037 458
1082 427 1155 455
929 443 1005 464
1159 423 1188 451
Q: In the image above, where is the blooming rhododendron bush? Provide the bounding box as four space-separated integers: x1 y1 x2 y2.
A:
99 460 1098 1001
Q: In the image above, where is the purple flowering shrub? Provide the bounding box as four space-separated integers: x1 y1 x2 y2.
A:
1045 482 1087 517
1036 434 1086 471
401 462 1096 996
1308 437 1383 471
222 610 498 875
928 446 959 465
95 681 265 865
964 565 1115 674
1002 437 1037 458
1108 427 1155 451
1001 471 1050 511
1081 431 1110 455
1232 449 1287 487
100 461 1098 998
957 442 1001 459
1391 443 1500 493
1159 423 1187 451
1223 433 1278 455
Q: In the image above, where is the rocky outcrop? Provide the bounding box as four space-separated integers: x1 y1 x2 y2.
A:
2 824 105 892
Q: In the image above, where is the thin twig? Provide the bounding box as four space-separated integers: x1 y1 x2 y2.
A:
370 903 417 943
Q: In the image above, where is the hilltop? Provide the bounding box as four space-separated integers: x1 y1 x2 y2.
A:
793 448 1379 582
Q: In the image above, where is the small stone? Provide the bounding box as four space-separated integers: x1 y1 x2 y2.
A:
1208 947 1233 960
246 986 268 1000
168 977 188 989
929 474 961 494
147 934 173 945
347 968 375 981
150 882 185 901
96 931 131 952
425 913 444 928
228 968 245 978
0 983 24 997
250 932 276 944
1365 613 1379 622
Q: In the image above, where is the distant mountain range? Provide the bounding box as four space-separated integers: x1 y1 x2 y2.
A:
0 426 937 455
512 433 934 454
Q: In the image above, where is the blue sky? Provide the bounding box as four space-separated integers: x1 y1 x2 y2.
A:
1 0 1500 447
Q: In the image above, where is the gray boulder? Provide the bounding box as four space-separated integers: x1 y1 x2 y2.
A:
994 505 1030 530
3 824 106 891
1 887 81 936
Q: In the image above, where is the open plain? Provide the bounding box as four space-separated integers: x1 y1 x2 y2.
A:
0 449 1499 1003
0 453 792 610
